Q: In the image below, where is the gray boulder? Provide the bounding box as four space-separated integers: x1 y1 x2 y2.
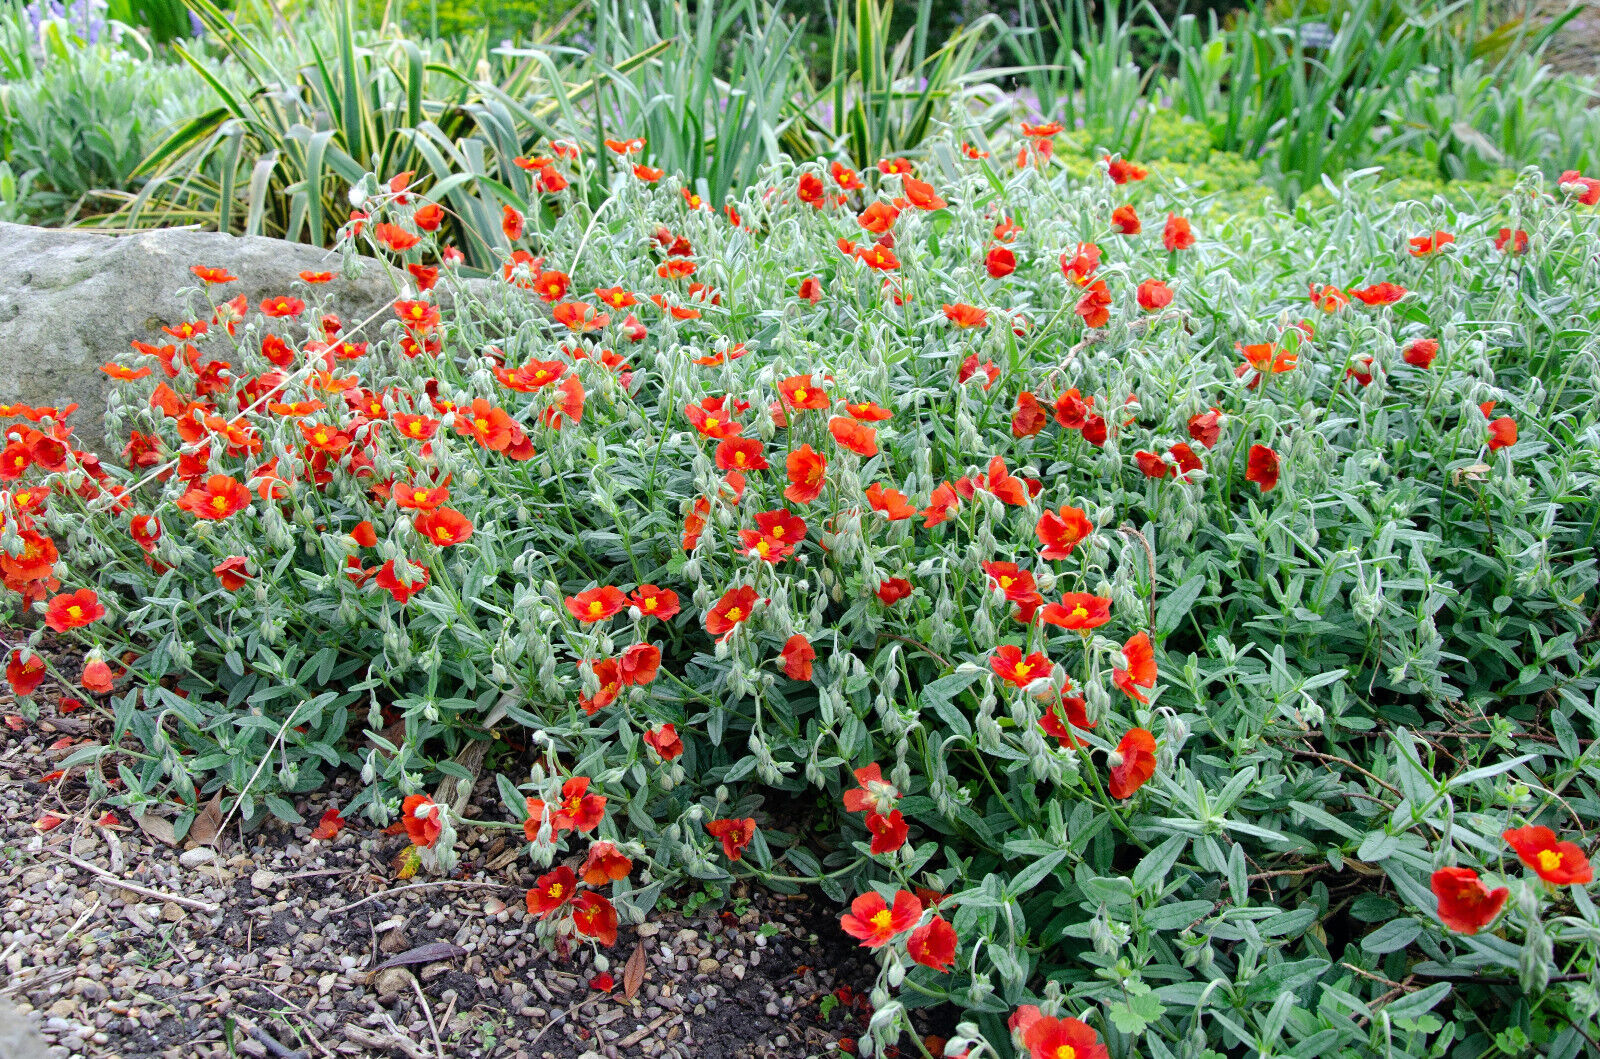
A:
0 222 406 455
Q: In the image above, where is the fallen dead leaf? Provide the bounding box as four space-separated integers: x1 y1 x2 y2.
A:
133 812 177 847
187 791 224 847
374 941 467 971
623 939 648 1001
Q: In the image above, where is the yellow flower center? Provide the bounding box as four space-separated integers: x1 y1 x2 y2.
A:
794 389 807 402
1057 1047 1076 1059
870 910 891 931
211 496 228 511
725 607 743 622
643 597 657 611
1537 849 1563 873
1015 663 1033 679
705 417 720 429
588 601 603 616
1071 605 1088 620
771 527 785 538
756 541 771 556
548 883 564 899
67 606 82 620
475 418 489 431
314 430 329 443
999 576 1013 589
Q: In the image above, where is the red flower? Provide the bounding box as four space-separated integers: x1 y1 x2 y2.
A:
1039 694 1095 748
213 557 253 591
781 635 816 680
706 817 757 860
260 295 305 318
1106 157 1147 184
1136 278 1173 311
178 474 251 520
415 508 473 547
1023 1015 1109 1059
6 650 45 697
785 445 828 504
1188 408 1223 448
81 656 114 693
526 777 607 837
1431 867 1508 934
990 644 1052 689
1011 391 1048 438
1162 213 1194 251
1108 728 1157 798
616 643 659 687
797 277 823 303
572 891 619 945
1503 825 1593 885
643 723 683 760
858 243 900 271
1408 230 1454 256
706 585 761 639
829 417 878 456
1112 631 1157 703
715 437 768 473
1036 504 1094 560
907 916 958 972
526 866 578 917
375 559 430 603
566 586 628 623
843 763 900 815
628 585 680 621
501 205 525 241
944 303 988 328
1349 282 1407 306
1245 444 1280 492
45 588 105 632
190 265 237 284
840 890 920 948
1075 280 1111 329
579 658 622 714
865 809 908 854
1487 416 1517 451
1040 593 1112 631
402 794 443 848
535 270 571 303
1404 338 1439 368
684 396 743 439
876 578 912 605
901 177 946 211
1111 204 1141 234
985 246 1016 278
1495 228 1529 254
581 841 634 885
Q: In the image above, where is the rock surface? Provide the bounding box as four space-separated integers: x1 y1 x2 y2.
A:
0 999 49 1059
0 222 404 454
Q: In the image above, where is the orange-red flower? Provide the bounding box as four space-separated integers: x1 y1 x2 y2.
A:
840 890 920 948
572 891 619 945
705 817 756 860
525 777 607 838
990 645 1052 689
901 177 946 210
1349 282 1407 305
1404 338 1439 368
780 634 815 680
785 445 827 504
581 841 634 885
190 265 236 284
685 396 743 439
778 374 831 411
526 866 577 917
828 416 878 457
1495 228 1529 254
1112 631 1156 703
1246 444 1280 492
877 577 912 605
415 508 473 547
866 483 915 520
1162 213 1194 251
1487 414 1517 451
1503 825 1593 885
566 586 628 623
1106 157 1147 184
44 588 105 632
1036 504 1093 560
985 246 1016 278
1136 278 1173 311
858 243 900 271
402 794 443 848
715 437 768 473
178 474 251 520
1111 203 1141 234
619 642 660 686
643 723 683 760
907 915 957 972
1075 280 1111 328
628 585 680 621
706 585 761 639
375 559 430 603
1108 728 1157 798
213 557 253 591
865 809 908 854
944 303 988 328
6 650 46 697
1188 408 1223 448
260 295 304 318
1022 1015 1109 1059
1431 867 1508 934
1040 593 1111 631
1408 230 1454 256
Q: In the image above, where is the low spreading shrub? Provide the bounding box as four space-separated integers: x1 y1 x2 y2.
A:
5 130 1600 1056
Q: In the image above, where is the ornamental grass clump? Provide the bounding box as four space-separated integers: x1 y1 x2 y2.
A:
4 129 1600 1055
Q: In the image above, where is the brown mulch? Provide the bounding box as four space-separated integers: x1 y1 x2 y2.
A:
0 656 893 1059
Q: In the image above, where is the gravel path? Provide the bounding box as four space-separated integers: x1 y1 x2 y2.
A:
1 679 890 1059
